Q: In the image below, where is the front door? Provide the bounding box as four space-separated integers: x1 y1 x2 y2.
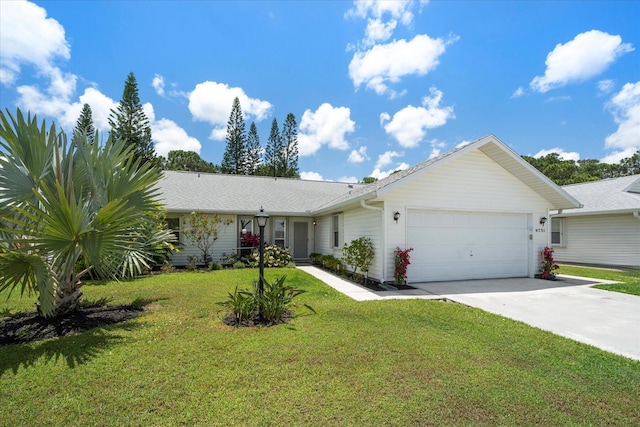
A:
293 222 308 259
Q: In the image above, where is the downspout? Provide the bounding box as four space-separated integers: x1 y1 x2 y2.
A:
360 199 386 283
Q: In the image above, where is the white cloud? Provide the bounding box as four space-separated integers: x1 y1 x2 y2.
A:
346 0 425 26
545 96 571 102
348 146 369 163
427 139 446 158
530 30 633 93
370 161 410 180
364 18 397 45
188 81 273 140
338 176 359 183
298 103 355 156
597 79 615 95
375 150 404 169
153 118 202 157
300 171 325 181
381 87 454 147
152 74 165 96
511 87 526 98
534 148 580 162
0 0 70 86
349 34 455 97
603 81 640 161
456 140 472 148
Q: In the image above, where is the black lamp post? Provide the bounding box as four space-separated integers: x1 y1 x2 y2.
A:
255 207 269 301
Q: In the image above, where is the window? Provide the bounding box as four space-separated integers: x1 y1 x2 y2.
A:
551 218 563 246
166 218 180 244
274 219 286 248
332 215 340 248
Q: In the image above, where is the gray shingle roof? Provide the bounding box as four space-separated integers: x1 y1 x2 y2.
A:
157 135 582 216
157 171 365 215
557 175 640 216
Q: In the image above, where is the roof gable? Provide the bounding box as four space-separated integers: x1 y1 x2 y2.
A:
313 135 580 213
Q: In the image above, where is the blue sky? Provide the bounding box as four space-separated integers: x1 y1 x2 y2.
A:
1 0 639 182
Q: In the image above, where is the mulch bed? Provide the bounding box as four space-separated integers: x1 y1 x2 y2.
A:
0 304 146 346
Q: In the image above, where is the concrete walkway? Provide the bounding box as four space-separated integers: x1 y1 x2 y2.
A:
298 266 640 361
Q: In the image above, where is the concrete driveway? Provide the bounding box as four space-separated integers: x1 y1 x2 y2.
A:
412 275 640 361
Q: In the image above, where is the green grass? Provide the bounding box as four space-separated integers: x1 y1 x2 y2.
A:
558 264 640 296
1 268 639 426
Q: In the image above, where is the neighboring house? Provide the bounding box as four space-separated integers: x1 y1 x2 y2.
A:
551 175 640 268
157 135 581 283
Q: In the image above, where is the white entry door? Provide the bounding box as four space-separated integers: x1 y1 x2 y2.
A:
407 210 529 282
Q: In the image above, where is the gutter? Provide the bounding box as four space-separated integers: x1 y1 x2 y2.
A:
360 199 387 284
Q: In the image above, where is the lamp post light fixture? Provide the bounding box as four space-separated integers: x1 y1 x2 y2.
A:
255 207 270 305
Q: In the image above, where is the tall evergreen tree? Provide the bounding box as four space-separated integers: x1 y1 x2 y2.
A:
264 118 281 177
108 72 156 167
221 97 246 174
73 103 95 144
245 122 262 175
280 113 299 178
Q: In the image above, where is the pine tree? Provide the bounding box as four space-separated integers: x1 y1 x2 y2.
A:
281 113 299 178
245 122 262 175
73 103 95 144
221 97 247 174
264 118 281 177
108 72 156 167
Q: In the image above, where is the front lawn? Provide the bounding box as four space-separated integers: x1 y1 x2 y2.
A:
558 264 640 296
1 268 639 426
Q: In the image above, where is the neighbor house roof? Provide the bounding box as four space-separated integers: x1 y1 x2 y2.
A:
157 171 365 216
313 134 581 213
553 174 640 217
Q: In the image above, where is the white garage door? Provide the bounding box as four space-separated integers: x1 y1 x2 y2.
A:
407 210 529 282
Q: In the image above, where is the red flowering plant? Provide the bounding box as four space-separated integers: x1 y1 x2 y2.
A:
242 232 261 247
394 247 413 285
540 246 559 280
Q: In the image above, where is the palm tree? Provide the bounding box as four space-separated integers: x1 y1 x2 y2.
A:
0 109 174 318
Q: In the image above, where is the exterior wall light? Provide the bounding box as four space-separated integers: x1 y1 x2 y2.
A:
393 211 401 223
540 216 547 226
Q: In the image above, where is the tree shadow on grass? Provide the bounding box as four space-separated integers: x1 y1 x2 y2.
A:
0 298 165 377
0 320 144 377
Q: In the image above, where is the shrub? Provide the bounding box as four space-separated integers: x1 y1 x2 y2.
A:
217 286 255 324
217 275 314 326
186 255 199 271
209 262 222 271
540 246 559 280
160 264 176 274
250 244 293 268
341 237 375 278
394 247 413 284
233 260 246 269
309 253 323 265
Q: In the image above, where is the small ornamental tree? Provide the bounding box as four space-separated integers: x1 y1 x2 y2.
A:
182 211 232 266
341 237 375 281
540 246 559 280
394 247 413 285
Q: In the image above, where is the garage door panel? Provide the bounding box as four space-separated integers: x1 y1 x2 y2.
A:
407 210 529 282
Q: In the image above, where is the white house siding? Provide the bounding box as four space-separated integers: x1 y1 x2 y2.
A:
313 215 333 256
342 205 384 282
169 214 236 266
553 214 640 268
380 149 551 282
